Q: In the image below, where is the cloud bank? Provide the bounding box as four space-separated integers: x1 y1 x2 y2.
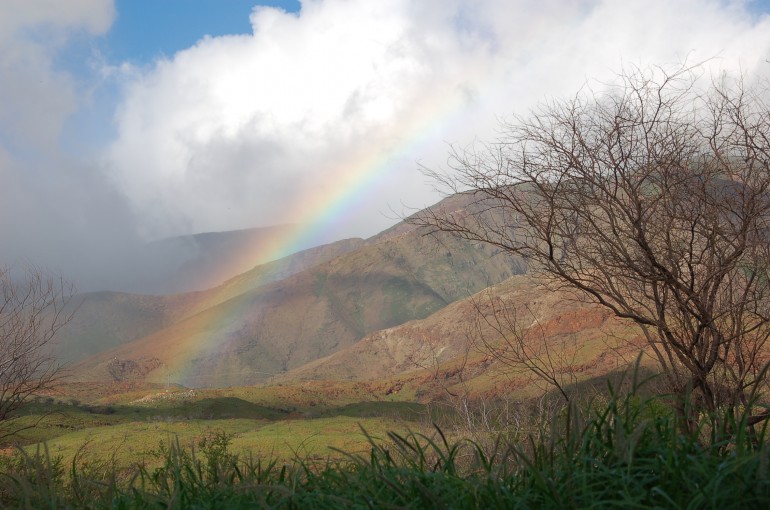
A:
2 0 770 291
107 0 770 241
0 0 147 290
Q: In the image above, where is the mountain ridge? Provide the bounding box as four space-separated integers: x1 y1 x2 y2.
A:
64 193 526 387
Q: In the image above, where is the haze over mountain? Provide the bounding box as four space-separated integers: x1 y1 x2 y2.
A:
57 190 649 400
3 1 769 298
114 224 350 294
61 193 528 387
54 235 366 363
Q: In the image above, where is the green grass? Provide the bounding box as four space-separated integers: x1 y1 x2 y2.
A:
3 382 770 508
1 389 428 475
15 416 409 470
316 401 424 420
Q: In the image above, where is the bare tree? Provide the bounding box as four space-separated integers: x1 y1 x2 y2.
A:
0 265 74 435
407 328 527 443
469 291 580 403
416 64 770 433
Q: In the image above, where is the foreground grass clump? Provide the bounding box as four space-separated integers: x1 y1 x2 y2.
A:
2 389 770 509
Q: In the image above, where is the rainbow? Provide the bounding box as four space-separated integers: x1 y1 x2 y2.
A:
157 88 471 387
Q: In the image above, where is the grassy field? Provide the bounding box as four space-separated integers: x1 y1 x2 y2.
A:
1 383 429 472
3 381 770 508
17 416 414 470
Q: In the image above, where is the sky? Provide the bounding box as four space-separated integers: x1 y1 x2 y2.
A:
2 0 770 291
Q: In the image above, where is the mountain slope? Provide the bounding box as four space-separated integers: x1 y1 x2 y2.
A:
54 237 366 363
70 214 524 386
53 292 174 364
113 224 353 295
278 274 646 400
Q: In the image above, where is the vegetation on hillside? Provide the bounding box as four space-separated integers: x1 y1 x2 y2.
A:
2 375 770 508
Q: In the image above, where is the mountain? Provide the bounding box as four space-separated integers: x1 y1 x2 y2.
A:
113 224 351 295
66 193 527 387
54 237 366 363
274 274 646 400
54 292 176 364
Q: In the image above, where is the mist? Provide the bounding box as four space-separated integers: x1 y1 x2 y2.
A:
2 0 770 293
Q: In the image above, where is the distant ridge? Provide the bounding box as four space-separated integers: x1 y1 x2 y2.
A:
64 193 528 388
54 236 366 363
128 224 344 295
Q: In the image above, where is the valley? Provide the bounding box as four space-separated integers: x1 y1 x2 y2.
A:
2 191 644 470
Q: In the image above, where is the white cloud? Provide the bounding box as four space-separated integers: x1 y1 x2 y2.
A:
0 0 114 151
3 0 770 290
0 0 113 34
0 0 142 290
106 0 770 242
